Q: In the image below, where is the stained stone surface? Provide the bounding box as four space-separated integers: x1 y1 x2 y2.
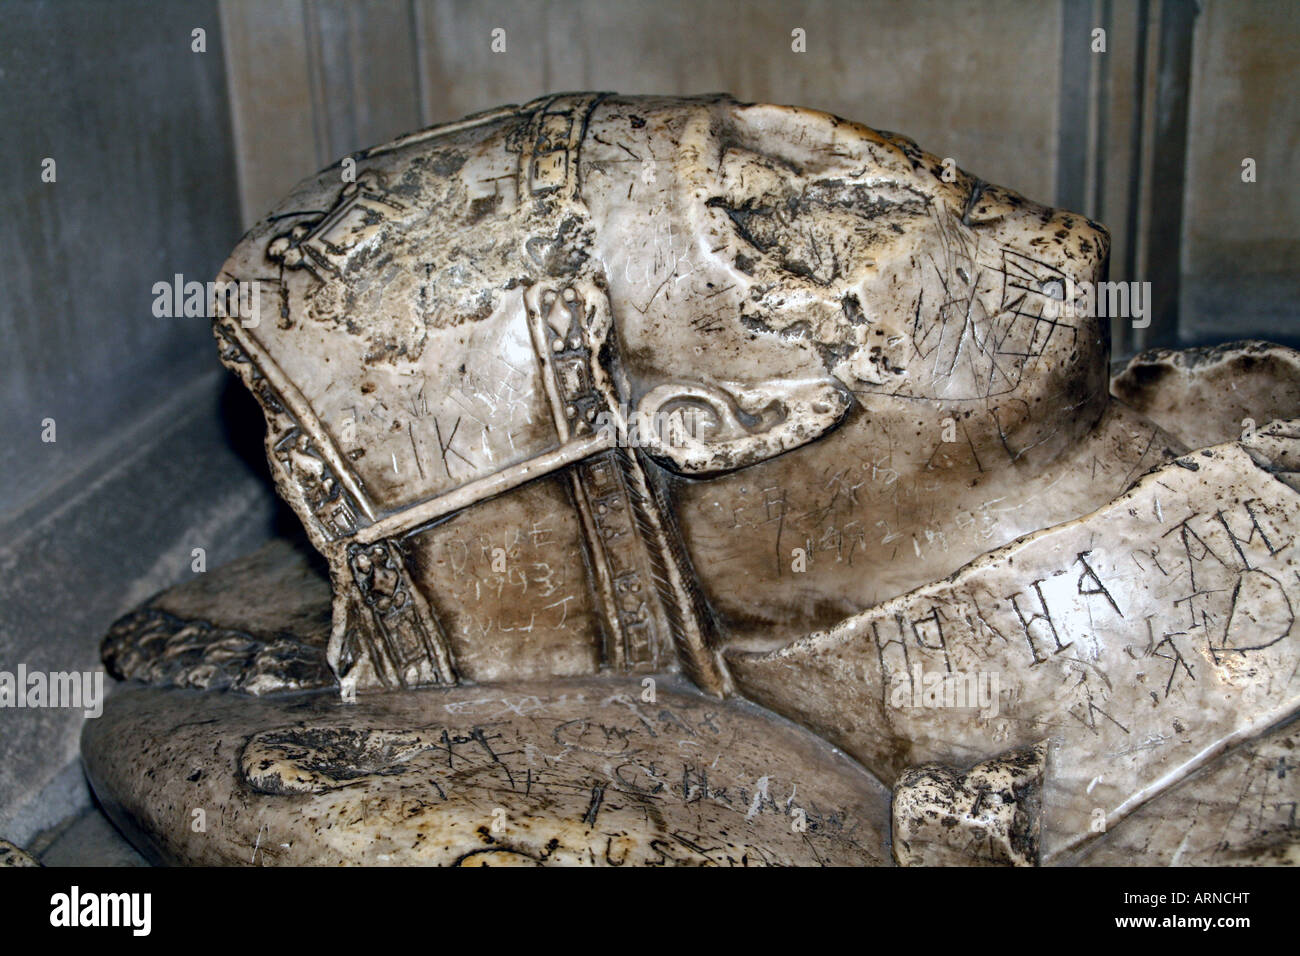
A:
0 838 39 867
892 742 1045 867
102 537 332 695
82 678 891 866
728 421 1300 861
210 92 1128 694
1067 713 1300 866
1113 341 1300 450
84 93 1300 865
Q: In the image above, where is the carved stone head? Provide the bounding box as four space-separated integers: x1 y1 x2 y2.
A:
214 93 1116 695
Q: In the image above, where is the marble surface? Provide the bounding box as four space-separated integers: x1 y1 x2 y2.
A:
82 93 1300 865
1112 341 1300 451
1067 712 1300 866
210 92 1127 694
892 742 1045 866
729 419 1300 862
84 678 890 866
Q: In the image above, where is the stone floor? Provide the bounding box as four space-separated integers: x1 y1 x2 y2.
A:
26 804 148 867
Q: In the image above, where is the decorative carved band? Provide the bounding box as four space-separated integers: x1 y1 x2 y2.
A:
517 92 607 200
347 539 457 688
525 279 728 692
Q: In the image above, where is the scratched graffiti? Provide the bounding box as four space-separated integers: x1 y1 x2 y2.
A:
83 678 892 866
403 474 603 682
232 689 882 865
729 439 1300 861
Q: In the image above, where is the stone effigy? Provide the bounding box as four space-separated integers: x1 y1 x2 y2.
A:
84 93 1300 866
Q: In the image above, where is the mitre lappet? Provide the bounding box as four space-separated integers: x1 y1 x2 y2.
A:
85 93 1300 866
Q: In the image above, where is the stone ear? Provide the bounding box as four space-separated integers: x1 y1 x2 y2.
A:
634 377 853 476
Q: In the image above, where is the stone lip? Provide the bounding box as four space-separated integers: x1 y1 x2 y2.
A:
81 677 892 866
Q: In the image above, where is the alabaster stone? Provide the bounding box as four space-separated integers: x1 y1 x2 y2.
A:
84 93 1300 866
103 537 333 695
208 92 1132 695
729 417 1300 862
1112 341 1300 451
83 679 890 866
0 839 40 867
1065 712 1300 866
891 742 1045 866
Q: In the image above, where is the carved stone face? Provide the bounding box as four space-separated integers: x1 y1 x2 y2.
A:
215 93 1136 690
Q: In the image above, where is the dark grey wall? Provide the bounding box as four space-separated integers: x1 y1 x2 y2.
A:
0 0 281 844
1181 0 1300 349
1 0 239 516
